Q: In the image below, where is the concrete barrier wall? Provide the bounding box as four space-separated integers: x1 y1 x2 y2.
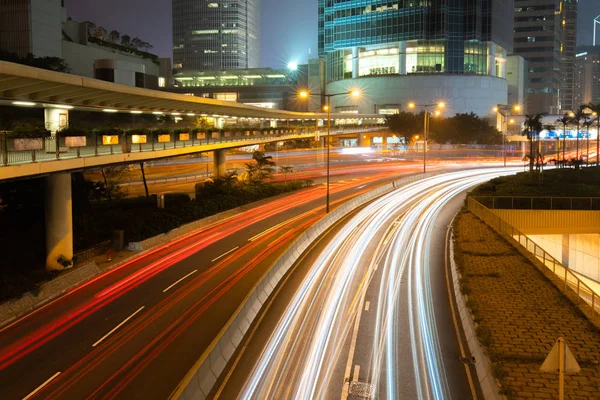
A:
0 261 100 327
172 172 439 400
491 209 600 234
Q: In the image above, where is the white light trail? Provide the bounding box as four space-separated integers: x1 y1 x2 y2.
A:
241 168 519 399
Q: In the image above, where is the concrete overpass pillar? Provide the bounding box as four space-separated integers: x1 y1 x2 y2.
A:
214 118 225 129
213 149 226 179
381 134 388 151
45 173 73 271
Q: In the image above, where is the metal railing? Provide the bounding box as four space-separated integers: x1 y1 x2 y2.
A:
472 196 600 211
468 197 600 316
0 126 384 168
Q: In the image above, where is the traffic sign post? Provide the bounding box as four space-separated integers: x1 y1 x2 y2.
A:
540 337 581 400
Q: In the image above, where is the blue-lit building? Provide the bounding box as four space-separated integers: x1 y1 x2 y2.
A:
318 0 514 116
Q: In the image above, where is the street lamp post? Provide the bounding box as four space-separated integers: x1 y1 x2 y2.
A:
408 101 445 173
299 89 360 213
494 104 521 167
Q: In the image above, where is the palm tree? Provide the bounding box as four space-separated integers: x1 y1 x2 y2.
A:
523 113 544 172
571 108 588 161
584 119 594 166
222 170 238 190
556 114 572 167
279 165 294 182
587 102 600 166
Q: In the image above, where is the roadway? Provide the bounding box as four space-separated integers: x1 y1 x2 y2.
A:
215 168 520 400
0 160 481 399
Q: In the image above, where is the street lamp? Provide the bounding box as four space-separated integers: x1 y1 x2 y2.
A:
408 101 446 173
494 104 522 167
299 89 361 213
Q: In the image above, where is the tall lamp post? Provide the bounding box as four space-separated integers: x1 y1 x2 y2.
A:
493 104 521 167
299 89 361 213
408 101 446 173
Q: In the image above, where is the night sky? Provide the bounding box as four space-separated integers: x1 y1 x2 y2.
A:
64 0 600 67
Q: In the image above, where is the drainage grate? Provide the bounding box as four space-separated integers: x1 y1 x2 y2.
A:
348 381 374 399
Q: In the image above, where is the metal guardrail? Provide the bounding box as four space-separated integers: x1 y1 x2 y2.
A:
0 127 384 168
468 197 600 316
472 196 600 211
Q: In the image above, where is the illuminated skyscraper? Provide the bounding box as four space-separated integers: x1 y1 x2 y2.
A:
317 0 514 116
172 0 260 72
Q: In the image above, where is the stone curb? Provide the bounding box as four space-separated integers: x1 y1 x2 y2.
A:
449 230 505 400
171 171 443 400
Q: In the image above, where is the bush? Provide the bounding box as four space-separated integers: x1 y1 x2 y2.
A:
164 193 191 208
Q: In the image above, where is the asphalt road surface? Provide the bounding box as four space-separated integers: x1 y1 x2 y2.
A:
0 162 484 399
215 168 521 400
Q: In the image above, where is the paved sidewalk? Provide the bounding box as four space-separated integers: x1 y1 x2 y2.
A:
454 211 600 399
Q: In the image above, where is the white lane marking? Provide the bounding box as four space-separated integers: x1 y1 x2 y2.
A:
22 372 61 400
92 306 145 347
162 270 198 293
353 365 360 382
248 213 306 242
356 185 366 190
364 301 370 311
211 247 239 262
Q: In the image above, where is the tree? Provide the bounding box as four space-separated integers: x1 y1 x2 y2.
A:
279 165 294 182
108 30 120 43
222 170 238 190
588 102 600 167
386 112 422 142
432 113 502 145
139 161 149 198
193 117 211 130
523 113 545 172
98 165 132 201
140 41 153 52
246 151 276 183
95 26 108 41
571 108 588 163
130 37 144 50
121 34 132 48
556 113 572 167
583 119 594 166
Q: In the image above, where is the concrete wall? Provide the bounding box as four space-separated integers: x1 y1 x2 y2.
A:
527 233 600 282
506 55 527 108
62 41 159 82
30 0 64 58
327 74 508 117
491 209 600 234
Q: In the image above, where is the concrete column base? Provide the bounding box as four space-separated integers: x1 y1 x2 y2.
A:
213 149 226 179
45 173 73 271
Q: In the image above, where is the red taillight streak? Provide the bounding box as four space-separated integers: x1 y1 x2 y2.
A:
43 217 318 400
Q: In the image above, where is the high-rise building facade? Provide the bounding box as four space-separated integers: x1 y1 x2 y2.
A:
513 0 577 114
574 48 600 107
559 0 577 112
317 0 513 117
172 0 260 72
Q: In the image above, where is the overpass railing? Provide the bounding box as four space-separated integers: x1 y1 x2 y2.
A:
0 126 384 168
471 196 600 211
467 196 600 316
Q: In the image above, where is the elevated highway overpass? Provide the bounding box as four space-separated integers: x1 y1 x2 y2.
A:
0 60 387 269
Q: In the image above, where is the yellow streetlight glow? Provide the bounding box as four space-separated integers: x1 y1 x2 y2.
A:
323 105 329 111
415 135 420 140
434 110 441 116
594 112 598 117
408 102 416 109
350 89 361 98
437 102 445 109
509 119 515 124
493 106 499 112
513 105 521 112
569 112 575 117
299 90 309 99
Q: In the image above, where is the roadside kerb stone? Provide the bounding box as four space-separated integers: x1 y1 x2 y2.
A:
449 235 503 400
173 171 447 400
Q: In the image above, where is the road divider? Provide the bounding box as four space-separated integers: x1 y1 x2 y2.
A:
170 171 444 400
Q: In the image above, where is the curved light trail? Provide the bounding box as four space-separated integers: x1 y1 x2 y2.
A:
240 168 520 400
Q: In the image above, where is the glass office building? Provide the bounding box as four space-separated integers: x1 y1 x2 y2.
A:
318 0 514 116
173 0 260 72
